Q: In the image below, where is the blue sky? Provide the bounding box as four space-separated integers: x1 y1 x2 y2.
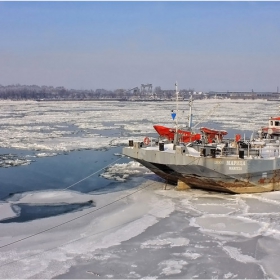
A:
0 1 280 92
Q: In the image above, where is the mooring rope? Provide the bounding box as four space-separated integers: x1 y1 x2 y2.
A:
62 156 123 191
0 180 156 252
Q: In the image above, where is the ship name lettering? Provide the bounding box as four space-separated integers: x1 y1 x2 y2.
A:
226 161 246 166
229 167 243 171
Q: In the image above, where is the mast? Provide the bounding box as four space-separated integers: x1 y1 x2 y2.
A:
174 82 179 144
175 82 179 134
188 94 193 129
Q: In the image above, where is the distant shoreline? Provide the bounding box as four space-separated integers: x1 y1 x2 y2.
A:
0 98 277 102
35 99 175 102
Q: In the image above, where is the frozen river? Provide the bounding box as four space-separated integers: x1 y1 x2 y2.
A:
0 99 280 278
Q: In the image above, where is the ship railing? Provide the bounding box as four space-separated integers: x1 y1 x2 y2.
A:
220 139 280 158
128 137 171 148
127 137 280 158
259 145 280 158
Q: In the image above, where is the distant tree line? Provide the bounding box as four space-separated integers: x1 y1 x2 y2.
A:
0 84 200 100
0 84 115 100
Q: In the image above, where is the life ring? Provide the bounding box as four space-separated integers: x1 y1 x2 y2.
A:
143 137 150 145
268 128 273 135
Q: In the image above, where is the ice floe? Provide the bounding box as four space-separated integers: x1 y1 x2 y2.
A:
0 99 277 154
159 259 188 276
0 154 32 167
100 161 152 182
35 152 58 157
222 246 257 263
0 190 96 223
6 190 93 204
173 250 201 260
141 237 190 249
191 215 264 237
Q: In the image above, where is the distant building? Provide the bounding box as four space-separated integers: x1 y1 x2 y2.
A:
206 91 280 99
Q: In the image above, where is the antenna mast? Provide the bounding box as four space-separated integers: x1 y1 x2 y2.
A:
188 95 193 129
175 82 179 133
174 82 179 145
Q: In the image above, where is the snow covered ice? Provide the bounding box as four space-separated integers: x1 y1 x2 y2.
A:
1 99 280 278
0 99 277 154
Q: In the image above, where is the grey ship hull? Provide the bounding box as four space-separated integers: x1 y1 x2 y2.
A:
123 143 280 194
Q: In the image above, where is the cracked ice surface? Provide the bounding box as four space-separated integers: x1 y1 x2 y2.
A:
2 182 280 279
0 99 277 153
1 100 280 279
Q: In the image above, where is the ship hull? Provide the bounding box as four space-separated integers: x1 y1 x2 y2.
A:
136 159 280 193
123 144 280 194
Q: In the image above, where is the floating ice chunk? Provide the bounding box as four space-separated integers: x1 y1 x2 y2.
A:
113 153 125 157
100 161 151 182
192 216 263 237
0 154 32 168
159 259 188 276
141 237 190 249
223 272 238 279
223 246 257 263
91 254 112 261
245 197 280 214
177 251 201 260
6 190 94 204
36 152 58 157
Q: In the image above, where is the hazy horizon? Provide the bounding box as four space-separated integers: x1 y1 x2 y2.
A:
1 2 279 92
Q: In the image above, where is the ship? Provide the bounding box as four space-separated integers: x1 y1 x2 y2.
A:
122 84 280 194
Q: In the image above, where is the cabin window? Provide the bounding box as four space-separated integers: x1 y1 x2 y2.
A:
271 121 274 126
276 121 280 126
